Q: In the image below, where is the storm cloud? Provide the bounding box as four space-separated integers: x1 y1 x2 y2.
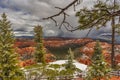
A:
0 0 114 38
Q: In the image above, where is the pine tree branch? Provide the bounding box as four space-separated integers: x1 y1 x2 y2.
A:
112 10 120 16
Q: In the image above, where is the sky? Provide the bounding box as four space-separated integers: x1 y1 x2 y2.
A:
0 0 114 38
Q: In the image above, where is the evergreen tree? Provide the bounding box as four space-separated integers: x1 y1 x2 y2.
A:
76 0 120 68
0 13 24 80
65 48 75 69
64 48 81 79
34 25 46 64
85 41 111 80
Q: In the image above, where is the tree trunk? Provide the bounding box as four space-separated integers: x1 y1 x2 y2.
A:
111 17 115 68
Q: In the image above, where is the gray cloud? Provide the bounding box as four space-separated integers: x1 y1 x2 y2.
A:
0 0 114 38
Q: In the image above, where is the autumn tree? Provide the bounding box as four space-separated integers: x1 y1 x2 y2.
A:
34 25 46 64
85 41 111 80
0 13 24 80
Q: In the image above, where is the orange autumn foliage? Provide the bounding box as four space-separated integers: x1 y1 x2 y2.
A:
16 47 35 55
19 59 35 67
15 41 56 67
19 53 56 67
75 76 120 80
44 38 93 48
14 40 35 48
79 42 114 65
110 76 120 80
81 42 111 58
94 76 120 80
81 47 94 57
115 54 120 64
78 58 91 65
45 53 56 63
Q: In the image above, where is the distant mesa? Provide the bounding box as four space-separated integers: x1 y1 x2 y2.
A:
97 33 112 42
15 35 34 39
96 33 120 44
14 32 120 44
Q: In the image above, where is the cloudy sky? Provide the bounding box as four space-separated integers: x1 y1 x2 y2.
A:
0 0 112 38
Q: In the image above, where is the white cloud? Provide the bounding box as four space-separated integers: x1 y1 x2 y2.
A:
44 30 59 37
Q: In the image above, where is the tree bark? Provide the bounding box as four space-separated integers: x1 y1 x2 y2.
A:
111 17 115 68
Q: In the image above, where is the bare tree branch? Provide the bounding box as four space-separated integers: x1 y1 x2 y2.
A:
43 0 120 33
43 0 82 30
50 17 57 26
86 28 93 37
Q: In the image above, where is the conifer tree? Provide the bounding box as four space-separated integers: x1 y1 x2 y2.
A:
65 48 75 69
76 0 120 68
64 48 81 79
85 41 111 80
34 25 46 64
0 13 24 80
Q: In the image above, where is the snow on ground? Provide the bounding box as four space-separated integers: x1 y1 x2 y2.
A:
49 60 87 71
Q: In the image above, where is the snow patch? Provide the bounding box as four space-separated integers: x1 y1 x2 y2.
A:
50 60 87 71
